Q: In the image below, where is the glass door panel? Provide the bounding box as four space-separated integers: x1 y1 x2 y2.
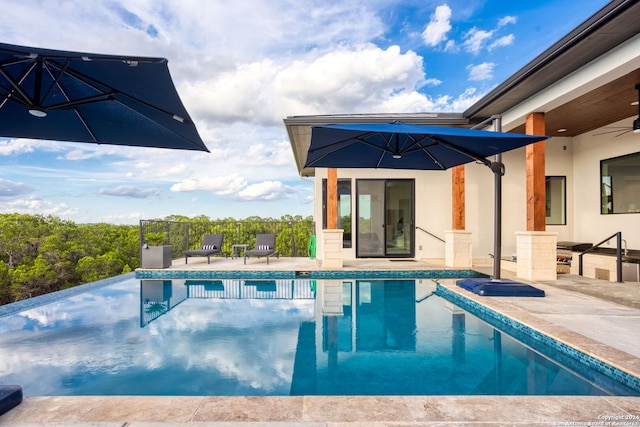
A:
385 180 413 256
357 180 385 257
356 179 414 257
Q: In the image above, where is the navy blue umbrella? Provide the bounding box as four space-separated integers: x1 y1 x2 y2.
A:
305 121 548 279
0 42 208 152
305 121 546 173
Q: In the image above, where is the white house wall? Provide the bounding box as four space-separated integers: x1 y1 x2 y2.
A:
572 118 640 250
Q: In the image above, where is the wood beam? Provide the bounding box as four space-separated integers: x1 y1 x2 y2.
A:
327 168 338 229
452 165 465 230
525 113 546 231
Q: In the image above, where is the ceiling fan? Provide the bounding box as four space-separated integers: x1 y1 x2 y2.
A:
593 84 640 137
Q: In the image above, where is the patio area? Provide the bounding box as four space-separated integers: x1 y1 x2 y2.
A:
2 257 640 425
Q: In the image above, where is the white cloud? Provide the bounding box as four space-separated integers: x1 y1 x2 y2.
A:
444 40 457 52
182 44 428 126
461 15 517 55
448 87 485 111
498 16 518 27
170 174 248 195
467 62 495 81
422 4 452 47
0 196 79 217
99 185 161 199
0 138 60 156
463 28 494 55
0 178 35 197
490 34 515 50
237 181 295 201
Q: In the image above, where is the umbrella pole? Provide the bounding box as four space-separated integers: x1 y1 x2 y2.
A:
492 117 502 279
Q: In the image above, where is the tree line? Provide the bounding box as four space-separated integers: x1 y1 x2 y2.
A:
0 213 313 306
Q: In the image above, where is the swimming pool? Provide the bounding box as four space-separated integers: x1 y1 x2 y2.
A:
0 274 637 396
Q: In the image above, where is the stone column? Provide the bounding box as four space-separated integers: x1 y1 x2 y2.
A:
445 230 473 268
515 231 558 281
321 229 344 269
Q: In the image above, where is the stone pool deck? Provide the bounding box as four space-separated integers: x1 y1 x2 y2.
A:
2 257 640 426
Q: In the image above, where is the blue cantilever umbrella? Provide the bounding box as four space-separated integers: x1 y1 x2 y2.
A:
304 121 546 173
305 121 548 279
0 42 208 152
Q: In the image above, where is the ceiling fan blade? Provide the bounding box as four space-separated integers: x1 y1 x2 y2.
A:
614 129 632 137
593 127 632 136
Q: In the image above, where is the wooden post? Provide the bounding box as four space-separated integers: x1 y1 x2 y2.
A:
525 113 546 231
327 168 338 229
452 165 465 230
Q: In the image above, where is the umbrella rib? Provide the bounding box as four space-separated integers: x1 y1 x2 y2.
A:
45 59 195 125
403 135 447 169
428 135 504 174
0 61 38 107
40 58 71 105
430 135 491 165
307 132 373 153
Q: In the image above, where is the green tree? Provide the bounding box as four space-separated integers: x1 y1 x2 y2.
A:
10 255 57 300
76 251 125 283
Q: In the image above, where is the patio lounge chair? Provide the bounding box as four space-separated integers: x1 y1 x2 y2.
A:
185 234 225 264
244 233 279 264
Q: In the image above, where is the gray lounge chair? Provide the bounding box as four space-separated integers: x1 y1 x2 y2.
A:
185 234 225 264
244 233 279 264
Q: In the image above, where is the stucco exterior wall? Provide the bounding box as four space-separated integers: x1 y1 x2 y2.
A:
572 118 640 249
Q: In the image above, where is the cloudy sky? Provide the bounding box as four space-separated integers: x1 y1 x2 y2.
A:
0 0 608 224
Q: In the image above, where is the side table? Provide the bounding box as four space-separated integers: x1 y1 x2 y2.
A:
231 244 249 259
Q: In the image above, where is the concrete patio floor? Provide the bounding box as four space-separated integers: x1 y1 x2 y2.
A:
2 257 640 426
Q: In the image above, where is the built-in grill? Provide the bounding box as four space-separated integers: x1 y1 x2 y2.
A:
557 242 593 265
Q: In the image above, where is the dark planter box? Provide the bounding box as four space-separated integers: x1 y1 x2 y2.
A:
141 245 172 268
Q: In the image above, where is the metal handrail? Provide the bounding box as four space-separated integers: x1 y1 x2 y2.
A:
578 231 623 282
415 226 445 243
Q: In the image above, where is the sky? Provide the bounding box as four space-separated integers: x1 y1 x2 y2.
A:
0 0 610 224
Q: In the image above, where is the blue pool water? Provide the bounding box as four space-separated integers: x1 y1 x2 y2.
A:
0 275 637 396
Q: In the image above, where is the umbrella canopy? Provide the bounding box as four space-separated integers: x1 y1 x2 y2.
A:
304 121 547 173
0 42 208 152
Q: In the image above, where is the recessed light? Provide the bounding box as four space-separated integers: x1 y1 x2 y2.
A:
557 128 567 133
632 101 639 106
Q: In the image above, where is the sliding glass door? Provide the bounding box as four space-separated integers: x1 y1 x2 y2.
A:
356 179 414 258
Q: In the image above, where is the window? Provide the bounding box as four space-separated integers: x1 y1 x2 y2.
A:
322 179 352 248
601 152 640 214
546 176 566 225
